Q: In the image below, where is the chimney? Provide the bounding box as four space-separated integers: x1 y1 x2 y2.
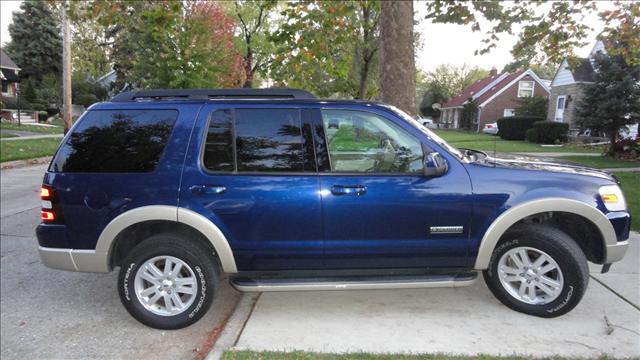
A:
489 67 498 77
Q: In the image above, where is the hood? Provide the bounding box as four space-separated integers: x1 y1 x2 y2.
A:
474 152 616 182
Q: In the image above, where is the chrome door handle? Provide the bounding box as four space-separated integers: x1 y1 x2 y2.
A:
190 185 226 195
330 185 367 196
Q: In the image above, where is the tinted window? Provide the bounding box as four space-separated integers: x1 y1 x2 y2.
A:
322 109 423 173
203 110 234 172
235 109 306 172
50 110 177 173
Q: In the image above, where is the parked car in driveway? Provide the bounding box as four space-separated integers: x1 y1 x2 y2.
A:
417 116 437 129
37 88 631 329
483 122 499 135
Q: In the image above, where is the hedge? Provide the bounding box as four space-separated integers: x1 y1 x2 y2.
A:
497 116 544 140
525 121 570 144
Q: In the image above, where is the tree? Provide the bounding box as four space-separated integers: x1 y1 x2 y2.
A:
380 1 416 115
86 1 243 91
231 0 278 88
4 1 62 82
502 61 557 80
575 54 640 155
424 1 639 68
271 1 380 99
514 95 548 118
425 64 488 100
70 6 111 79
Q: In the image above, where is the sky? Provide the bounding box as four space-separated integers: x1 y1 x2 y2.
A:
1 0 616 73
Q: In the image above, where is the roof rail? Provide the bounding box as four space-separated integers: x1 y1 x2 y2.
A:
111 88 316 102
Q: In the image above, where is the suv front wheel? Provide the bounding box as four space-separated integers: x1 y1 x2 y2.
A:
483 225 589 317
118 233 219 329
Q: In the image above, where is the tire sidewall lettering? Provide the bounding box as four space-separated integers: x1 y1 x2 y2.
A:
123 263 136 302
188 265 207 319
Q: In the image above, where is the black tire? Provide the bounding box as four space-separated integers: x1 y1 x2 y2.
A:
118 233 219 329
483 224 589 318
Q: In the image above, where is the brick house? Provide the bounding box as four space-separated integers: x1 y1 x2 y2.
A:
547 41 606 131
1 49 20 100
440 68 550 131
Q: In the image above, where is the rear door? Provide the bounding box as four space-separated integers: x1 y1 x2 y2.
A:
180 105 322 271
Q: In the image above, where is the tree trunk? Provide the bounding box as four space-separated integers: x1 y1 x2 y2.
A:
243 47 254 88
358 57 371 99
380 1 416 116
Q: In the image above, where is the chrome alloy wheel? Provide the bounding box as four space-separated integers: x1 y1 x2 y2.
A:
134 255 197 316
497 246 564 305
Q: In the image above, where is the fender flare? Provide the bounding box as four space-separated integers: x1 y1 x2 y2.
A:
92 205 238 273
473 198 617 269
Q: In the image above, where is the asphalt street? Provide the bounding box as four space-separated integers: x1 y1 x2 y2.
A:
0 165 241 360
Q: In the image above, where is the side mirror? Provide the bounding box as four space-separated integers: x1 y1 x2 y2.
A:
423 152 448 177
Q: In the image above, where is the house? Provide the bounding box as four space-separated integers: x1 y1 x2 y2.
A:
440 68 550 131
1 49 20 100
547 40 611 131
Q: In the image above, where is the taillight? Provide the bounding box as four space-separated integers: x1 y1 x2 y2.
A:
41 185 62 224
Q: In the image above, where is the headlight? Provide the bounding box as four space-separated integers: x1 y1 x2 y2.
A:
599 185 627 211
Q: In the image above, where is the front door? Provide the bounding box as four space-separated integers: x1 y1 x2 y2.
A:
180 106 322 270
555 95 566 122
315 108 472 269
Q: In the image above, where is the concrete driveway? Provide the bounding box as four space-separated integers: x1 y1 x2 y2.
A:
232 236 639 358
0 165 241 360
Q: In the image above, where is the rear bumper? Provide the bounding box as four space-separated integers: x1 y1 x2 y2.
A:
38 246 109 273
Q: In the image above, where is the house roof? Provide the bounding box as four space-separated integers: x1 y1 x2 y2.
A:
442 73 506 108
0 49 19 70
442 68 551 109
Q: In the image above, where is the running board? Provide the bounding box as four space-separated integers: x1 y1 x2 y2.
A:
230 272 478 292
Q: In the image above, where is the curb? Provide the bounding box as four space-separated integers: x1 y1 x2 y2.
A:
0 156 52 170
205 293 261 360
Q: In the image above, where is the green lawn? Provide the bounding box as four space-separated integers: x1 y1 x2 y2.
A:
0 133 17 138
557 156 640 169
0 138 61 162
615 172 640 231
0 121 64 134
222 351 605 360
434 130 603 154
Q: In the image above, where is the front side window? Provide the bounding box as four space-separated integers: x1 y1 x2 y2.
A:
518 80 535 97
321 109 423 173
50 109 177 173
203 108 313 173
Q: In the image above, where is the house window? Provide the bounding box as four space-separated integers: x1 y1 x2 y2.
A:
517 80 534 97
503 108 515 117
1 81 8 94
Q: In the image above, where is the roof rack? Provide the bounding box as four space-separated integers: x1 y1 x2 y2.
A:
111 88 316 102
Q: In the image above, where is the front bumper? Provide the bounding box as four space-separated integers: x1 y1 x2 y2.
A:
604 240 629 264
38 246 109 273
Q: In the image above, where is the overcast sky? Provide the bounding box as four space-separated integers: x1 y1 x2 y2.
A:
1 0 615 73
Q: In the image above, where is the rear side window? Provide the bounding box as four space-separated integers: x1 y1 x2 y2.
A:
203 108 314 173
50 109 177 173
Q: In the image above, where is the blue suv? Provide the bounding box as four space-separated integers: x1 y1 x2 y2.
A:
37 89 631 329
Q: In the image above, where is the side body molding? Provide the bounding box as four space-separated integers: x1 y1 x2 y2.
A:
88 205 237 273
473 198 619 269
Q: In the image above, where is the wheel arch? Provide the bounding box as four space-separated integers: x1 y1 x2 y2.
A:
95 205 237 273
474 198 617 270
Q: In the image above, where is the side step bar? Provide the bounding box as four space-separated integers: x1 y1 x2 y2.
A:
230 272 478 292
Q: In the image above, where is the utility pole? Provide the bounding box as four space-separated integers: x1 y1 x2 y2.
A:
61 0 72 134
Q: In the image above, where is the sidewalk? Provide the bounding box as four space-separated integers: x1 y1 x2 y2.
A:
1 134 63 141
222 233 639 358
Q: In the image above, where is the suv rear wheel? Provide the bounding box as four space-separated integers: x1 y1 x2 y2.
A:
118 233 219 329
483 225 589 317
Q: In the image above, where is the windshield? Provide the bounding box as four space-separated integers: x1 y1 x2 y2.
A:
381 104 465 159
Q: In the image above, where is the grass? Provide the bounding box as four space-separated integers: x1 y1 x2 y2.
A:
0 133 17 138
615 172 640 231
434 130 603 154
0 138 61 162
557 156 640 169
0 121 64 134
222 351 607 360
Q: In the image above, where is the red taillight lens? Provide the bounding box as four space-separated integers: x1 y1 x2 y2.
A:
41 210 55 222
41 187 51 199
40 185 62 223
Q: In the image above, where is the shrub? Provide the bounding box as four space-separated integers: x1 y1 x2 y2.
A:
497 116 543 140
525 121 570 144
